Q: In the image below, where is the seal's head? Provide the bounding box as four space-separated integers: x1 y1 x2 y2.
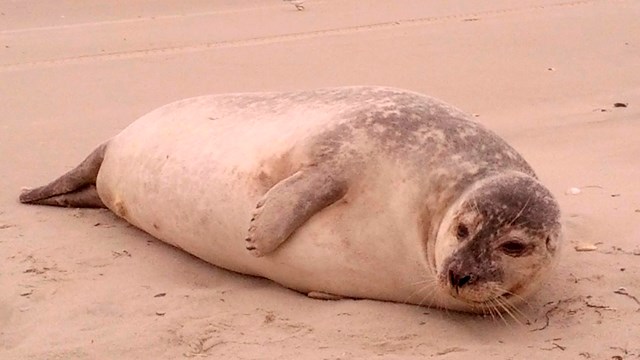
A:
433 172 561 313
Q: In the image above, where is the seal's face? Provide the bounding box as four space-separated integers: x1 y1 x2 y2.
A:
433 173 561 312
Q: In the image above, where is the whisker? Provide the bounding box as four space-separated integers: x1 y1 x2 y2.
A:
497 288 534 322
408 285 427 305
472 195 481 215
404 284 426 305
415 279 443 311
413 282 439 309
490 299 509 325
425 289 439 310
481 304 490 320
484 300 497 322
403 276 438 305
410 278 437 286
491 289 529 325
495 298 520 326
501 298 530 324
501 289 533 309
508 196 531 226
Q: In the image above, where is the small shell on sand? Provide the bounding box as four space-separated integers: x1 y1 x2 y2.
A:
566 187 582 195
574 243 598 252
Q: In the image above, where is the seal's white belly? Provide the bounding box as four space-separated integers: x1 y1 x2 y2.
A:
95 95 429 302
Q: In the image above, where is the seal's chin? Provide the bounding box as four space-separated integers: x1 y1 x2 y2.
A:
442 281 515 306
445 289 519 315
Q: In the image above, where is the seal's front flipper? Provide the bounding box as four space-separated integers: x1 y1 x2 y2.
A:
245 166 347 257
19 143 108 208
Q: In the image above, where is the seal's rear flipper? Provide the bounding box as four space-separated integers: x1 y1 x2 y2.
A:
19 143 108 208
245 165 348 257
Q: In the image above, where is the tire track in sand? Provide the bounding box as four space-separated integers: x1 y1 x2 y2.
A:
0 0 600 72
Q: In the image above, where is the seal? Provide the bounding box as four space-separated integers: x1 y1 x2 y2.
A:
19 86 562 314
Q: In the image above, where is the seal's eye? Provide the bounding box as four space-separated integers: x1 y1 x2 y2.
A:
499 241 531 257
456 224 469 240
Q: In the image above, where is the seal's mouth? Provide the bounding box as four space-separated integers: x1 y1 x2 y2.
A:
462 291 513 305
441 278 514 305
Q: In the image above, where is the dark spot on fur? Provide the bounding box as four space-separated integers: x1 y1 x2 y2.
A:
114 200 128 218
256 171 271 188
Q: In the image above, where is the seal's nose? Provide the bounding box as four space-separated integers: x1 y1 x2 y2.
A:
449 270 474 292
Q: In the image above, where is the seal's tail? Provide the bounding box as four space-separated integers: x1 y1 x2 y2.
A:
19 143 108 208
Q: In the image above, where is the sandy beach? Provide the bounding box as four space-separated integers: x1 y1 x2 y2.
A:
1 0 639 358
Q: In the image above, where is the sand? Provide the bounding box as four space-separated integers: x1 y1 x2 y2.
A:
1 0 639 359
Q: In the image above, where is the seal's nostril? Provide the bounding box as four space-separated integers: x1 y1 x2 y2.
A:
449 270 458 288
458 275 471 287
449 270 472 289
